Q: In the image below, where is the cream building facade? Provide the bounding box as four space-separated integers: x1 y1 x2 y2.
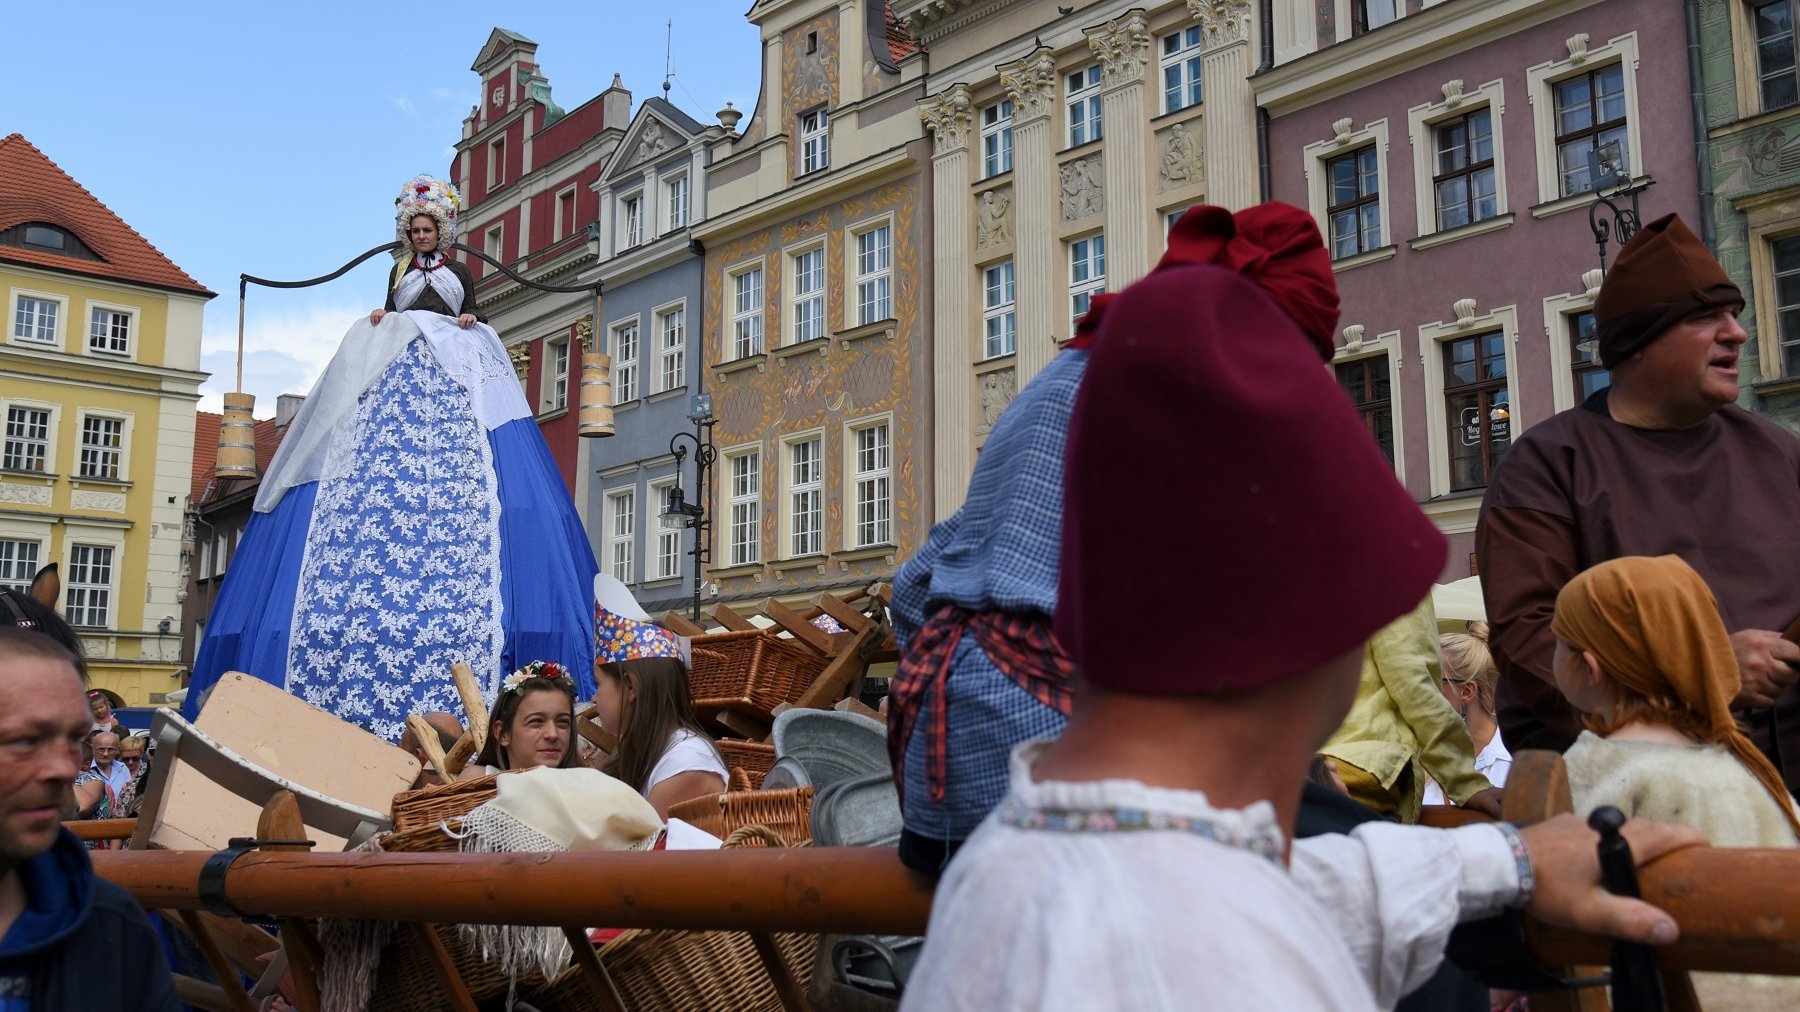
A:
901 0 1260 515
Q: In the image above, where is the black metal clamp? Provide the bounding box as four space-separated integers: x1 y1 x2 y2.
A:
196 837 315 918
1590 805 1666 1012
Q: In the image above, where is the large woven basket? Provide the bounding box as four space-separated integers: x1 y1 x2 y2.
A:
388 773 500 833
689 631 830 721
666 786 814 844
520 826 817 1012
715 739 777 789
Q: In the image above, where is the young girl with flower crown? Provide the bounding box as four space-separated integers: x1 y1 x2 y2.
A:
460 661 581 778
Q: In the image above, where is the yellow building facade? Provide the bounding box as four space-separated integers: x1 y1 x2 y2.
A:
0 135 213 704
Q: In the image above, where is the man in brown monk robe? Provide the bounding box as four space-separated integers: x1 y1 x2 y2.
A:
1477 213 1800 783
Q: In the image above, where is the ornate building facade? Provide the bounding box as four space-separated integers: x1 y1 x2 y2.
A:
902 0 1260 516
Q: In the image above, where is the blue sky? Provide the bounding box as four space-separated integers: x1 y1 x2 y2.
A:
5 2 763 414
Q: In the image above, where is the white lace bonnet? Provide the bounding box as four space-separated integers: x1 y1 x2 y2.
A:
394 175 460 254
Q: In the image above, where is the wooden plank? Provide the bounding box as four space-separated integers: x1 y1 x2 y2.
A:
793 624 879 712
562 926 629 1012
577 711 618 754
66 817 135 841
411 922 479 1012
178 909 258 1012
749 932 811 1012
1417 806 1492 829
1503 751 1611 1012
450 663 489 750
258 792 322 1012
659 611 707 637
406 715 450 779
832 697 885 722
761 597 836 655
441 732 479 779
716 710 773 742
809 591 870 633
712 604 758 631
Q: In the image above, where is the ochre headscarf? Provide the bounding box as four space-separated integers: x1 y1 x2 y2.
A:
1551 555 1799 836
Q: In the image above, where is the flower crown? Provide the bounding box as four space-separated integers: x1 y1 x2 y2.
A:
501 660 570 697
394 174 461 250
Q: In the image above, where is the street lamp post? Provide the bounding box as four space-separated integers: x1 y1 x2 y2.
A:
1585 139 1654 272
660 394 716 622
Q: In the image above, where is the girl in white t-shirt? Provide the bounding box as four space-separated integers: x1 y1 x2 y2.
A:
594 656 727 817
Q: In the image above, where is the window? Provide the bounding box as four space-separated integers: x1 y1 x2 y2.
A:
485 224 505 265
1354 0 1399 34
13 297 57 344
612 321 639 404
0 540 37 594
489 138 506 188
1432 109 1497 231
656 305 686 393
623 194 645 248
607 489 635 584
728 451 761 566
198 537 212 582
789 437 823 557
66 544 111 628
1165 205 1200 235
546 338 569 411
556 188 577 239
792 247 825 344
1756 2 1800 113
854 226 893 326
88 307 130 355
1068 234 1107 329
1160 26 1204 113
851 423 891 549
981 100 1014 178
78 416 123 480
732 267 765 357
212 532 227 578
983 262 1017 359
1552 64 1629 197
1067 66 1103 147
1327 147 1382 259
650 479 681 580
1771 234 1800 376
1443 332 1511 491
1336 356 1395 467
666 175 690 231
4 407 49 473
800 107 830 174
1569 309 1611 401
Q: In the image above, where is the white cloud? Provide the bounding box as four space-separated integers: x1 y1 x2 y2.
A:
389 93 417 116
198 300 365 416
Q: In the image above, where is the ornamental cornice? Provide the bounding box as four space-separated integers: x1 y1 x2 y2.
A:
1088 14 1153 90
1189 0 1253 50
919 84 976 153
999 49 1059 121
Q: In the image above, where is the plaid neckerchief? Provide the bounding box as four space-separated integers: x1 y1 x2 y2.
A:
888 604 1077 806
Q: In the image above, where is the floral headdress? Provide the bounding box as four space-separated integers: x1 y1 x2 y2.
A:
501 660 572 697
393 175 461 277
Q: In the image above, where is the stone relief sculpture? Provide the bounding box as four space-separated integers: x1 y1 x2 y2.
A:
976 188 1013 249
1159 122 1203 189
632 127 671 165
976 368 1018 436
1059 156 1103 221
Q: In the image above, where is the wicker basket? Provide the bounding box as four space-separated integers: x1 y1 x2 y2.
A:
689 631 830 720
388 773 499 833
716 739 776 789
666 787 814 844
519 826 817 1012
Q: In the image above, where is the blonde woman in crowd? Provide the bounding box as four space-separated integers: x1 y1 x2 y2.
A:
1423 622 1511 806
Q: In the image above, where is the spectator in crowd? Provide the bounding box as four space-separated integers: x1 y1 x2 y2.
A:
115 736 149 819
1424 623 1512 806
0 627 178 1008
86 692 123 738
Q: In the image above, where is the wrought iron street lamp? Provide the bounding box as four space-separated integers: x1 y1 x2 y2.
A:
1586 139 1654 272
659 394 716 621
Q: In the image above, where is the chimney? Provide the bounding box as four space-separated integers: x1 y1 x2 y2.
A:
275 393 306 431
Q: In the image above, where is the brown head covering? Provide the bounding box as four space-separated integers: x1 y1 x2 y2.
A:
1551 555 1800 836
1593 214 1742 369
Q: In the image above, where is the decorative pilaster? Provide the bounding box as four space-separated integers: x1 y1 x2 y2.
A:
1089 13 1154 288
1000 48 1061 385
920 84 979 516
1191 0 1257 210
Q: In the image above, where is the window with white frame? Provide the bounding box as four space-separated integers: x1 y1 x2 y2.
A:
1442 331 1512 491
545 337 570 412
1770 234 1800 378
88 307 131 355
981 100 1014 178
1165 204 1200 236
792 247 826 344
983 261 1017 359
623 193 645 248
1431 109 1497 231
665 174 690 231
1552 63 1629 197
854 225 892 326
607 488 635 584
731 267 765 358
788 437 823 557
489 137 506 188
1067 65 1103 147
212 532 227 578
1335 356 1396 467
198 537 212 582
0 539 38 593
1327 146 1383 258
4 407 49 473
1160 26 1204 114
485 224 505 265
656 305 686 392
1068 234 1106 329
1354 0 1399 34
556 188 577 239
78 416 123 480
1756 2 1800 112
612 321 639 404
851 422 891 549
1568 309 1611 401
800 107 830 174
13 296 58 344
66 544 112 628
650 478 681 580
727 450 761 566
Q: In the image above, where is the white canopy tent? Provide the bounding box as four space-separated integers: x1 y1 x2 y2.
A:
1431 575 1486 627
